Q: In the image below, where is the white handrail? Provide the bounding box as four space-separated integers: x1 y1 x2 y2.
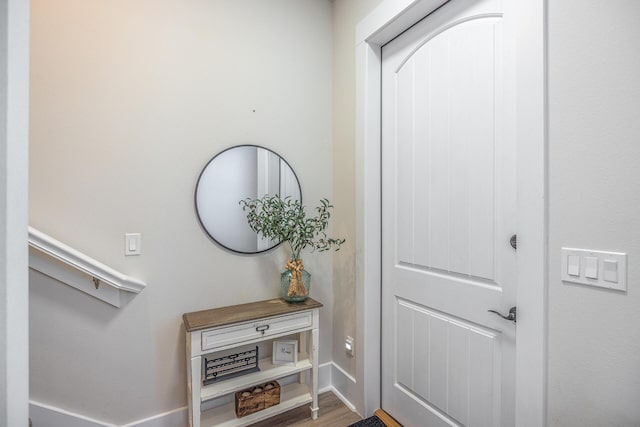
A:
28 226 146 293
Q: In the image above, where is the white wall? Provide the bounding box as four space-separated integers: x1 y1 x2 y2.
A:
29 0 333 424
331 0 382 385
0 1 30 425
548 1 640 425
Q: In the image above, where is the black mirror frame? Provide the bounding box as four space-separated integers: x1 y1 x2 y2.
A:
194 144 302 255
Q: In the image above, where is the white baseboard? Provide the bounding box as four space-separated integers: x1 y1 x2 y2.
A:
120 406 188 427
30 401 188 427
31 362 357 426
318 361 357 412
318 361 333 390
30 401 114 427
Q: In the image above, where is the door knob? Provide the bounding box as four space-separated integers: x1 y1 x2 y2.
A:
488 306 517 323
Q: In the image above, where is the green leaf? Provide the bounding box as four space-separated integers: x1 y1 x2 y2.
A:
238 194 346 258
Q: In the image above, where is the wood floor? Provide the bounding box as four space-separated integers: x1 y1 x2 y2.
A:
248 392 362 427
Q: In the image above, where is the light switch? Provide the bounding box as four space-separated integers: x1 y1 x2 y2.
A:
567 255 580 276
561 248 627 292
125 233 141 256
603 260 618 283
585 257 598 279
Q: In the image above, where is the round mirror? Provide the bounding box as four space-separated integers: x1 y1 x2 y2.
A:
195 145 302 254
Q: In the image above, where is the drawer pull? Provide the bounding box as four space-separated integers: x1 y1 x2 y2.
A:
255 324 270 335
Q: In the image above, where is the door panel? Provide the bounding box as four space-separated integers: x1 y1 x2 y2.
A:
393 16 502 282
382 0 516 425
389 299 503 427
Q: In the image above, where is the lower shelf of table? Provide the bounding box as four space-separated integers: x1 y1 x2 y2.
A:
201 352 311 402
199 383 313 427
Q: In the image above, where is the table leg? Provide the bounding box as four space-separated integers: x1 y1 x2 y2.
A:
310 327 319 419
189 356 201 427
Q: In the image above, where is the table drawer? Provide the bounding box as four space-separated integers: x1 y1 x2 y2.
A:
202 311 313 351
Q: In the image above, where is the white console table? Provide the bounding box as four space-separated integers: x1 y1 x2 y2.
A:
183 298 322 427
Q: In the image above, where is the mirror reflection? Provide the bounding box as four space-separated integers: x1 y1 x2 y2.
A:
195 145 302 254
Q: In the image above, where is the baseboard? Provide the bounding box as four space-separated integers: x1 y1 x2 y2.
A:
31 362 357 426
29 401 114 427
120 407 188 427
330 362 358 412
319 361 333 390
318 361 357 412
30 401 188 427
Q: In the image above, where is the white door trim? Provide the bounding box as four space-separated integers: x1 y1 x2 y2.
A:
1 0 31 425
354 0 547 424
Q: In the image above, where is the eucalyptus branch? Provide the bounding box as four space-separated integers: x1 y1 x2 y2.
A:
240 195 345 260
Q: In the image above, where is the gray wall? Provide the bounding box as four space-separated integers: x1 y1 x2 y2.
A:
29 0 333 424
548 1 640 425
331 0 383 381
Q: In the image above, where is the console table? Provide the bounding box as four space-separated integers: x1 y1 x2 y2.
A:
183 298 323 427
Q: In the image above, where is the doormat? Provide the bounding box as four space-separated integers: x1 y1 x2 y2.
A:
348 415 386 427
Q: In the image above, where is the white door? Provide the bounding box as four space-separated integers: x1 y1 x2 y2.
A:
381 0 517 426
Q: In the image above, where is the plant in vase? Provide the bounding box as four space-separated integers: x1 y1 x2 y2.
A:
239 195 345 302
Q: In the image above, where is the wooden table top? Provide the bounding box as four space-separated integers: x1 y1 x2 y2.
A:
183 298 323 332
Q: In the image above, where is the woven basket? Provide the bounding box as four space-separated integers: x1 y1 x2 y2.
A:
234 381 281 418
263 381 281 409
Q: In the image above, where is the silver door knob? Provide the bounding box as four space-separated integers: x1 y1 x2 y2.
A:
488 306 517 323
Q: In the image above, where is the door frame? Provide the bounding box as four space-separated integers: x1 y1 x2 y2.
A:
1 0 31 424
354 0 547 425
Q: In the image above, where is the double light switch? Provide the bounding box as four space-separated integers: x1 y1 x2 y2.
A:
562 248 627 291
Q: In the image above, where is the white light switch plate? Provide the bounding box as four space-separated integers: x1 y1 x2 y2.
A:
125 233 141 256
561 248 627 291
